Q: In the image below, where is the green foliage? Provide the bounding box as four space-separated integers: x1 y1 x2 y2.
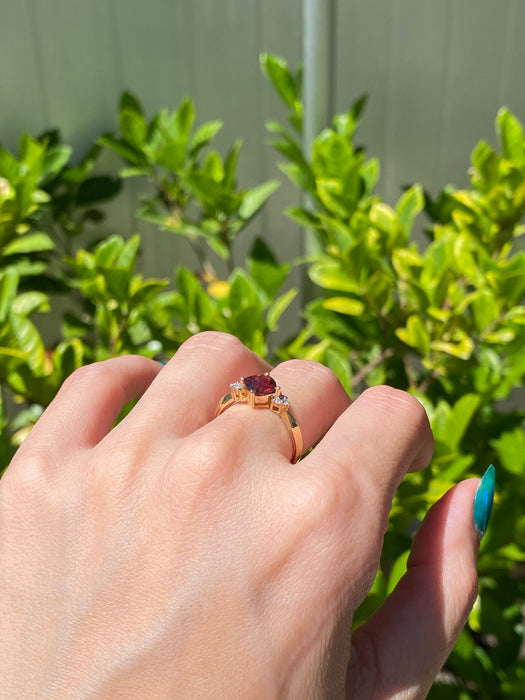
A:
1 55 524 696
99 92 279 268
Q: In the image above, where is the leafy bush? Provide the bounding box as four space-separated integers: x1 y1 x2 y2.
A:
1 53 524 696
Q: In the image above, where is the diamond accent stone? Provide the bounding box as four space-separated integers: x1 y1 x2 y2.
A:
271 394 290 405
230 381 243 390
243 374 276 396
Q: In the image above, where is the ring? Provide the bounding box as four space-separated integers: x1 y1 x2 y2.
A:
214 373 303 464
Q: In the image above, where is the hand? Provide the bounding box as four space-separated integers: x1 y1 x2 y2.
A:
0 332 480 699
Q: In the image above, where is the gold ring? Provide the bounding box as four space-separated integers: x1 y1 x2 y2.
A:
214 373 303 464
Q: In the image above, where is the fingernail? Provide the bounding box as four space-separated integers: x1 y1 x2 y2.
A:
473 464 495 538
157 361 166 366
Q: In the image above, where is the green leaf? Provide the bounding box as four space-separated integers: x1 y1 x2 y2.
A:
155 142 186 171
0 269 18 323
396 184 424 238
309 262 361 293
130 278 169 306
322 296 365 316
53 339 85 379
11 314 45 372
324 345 352 395
430 331 474 360
361 158 380 195
386 550 409 595
313 131 354 180
266 288 297 331
76 176 121 205
119 92 148 149
332 95 368 141
176 98 195 146
395 315 430 354
0 147 20 181
11 291 49 316
496 107 525 166
202 151 225 183
239 180 280 220
247 237 290 299
445 394 481 451
316 178 348 217
453 233 485 287
286 206 320 229
97 134 145 166
190 120 223 155
370 202 398 236
228 269 259 311
94 235 123 267
491 428 525 475
115 234 140 272
2 232 54 255
471 140 499 189
223 140 242 190
42 144 72 181
392 247 423 279
260 53 298 110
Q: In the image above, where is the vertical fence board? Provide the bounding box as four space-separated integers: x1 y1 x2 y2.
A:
436 0 510 187
106 0 198 276
381 0 450 203
0 0 50 148
335 0 392 183
26 0 118 148
257 0 303 280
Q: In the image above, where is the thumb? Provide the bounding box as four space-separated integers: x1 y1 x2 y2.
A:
346 477 485 699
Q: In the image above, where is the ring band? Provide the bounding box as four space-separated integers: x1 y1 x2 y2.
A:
214 373 303 464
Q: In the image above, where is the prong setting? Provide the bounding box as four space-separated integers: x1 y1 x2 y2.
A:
216 373 303 463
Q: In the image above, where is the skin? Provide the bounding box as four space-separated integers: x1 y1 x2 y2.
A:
0 332 480 699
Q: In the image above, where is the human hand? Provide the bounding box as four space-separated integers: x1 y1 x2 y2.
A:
0 332 484 699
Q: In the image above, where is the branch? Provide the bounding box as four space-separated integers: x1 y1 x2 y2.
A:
351 347 395 390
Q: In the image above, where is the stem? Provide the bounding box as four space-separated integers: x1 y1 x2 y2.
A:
417 368 439 395
351 347 395 390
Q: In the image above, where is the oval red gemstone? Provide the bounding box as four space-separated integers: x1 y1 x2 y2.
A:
244 374 276 396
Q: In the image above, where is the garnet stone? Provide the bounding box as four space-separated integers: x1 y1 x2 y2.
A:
243 374 276 396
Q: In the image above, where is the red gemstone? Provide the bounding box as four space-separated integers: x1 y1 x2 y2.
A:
244 374 276 396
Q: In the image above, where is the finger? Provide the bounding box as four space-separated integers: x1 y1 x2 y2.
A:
347 479 480 699
121 332 270 439
211 359 352 464
302 385 434 508
15 356 162 457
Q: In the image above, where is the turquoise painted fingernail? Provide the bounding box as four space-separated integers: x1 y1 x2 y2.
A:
158 361 166 366
473 465 495 538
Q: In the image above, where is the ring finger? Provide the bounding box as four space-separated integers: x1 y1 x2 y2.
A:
208 358 352 465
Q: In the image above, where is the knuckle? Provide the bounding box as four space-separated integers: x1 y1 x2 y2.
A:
61 361 121 398
292 467 349 532
85 437 148 500
165 423 239 502
281 359 338 383
178 331 246 356
361 385 426 420
360 385 432 436
0 449 53 512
